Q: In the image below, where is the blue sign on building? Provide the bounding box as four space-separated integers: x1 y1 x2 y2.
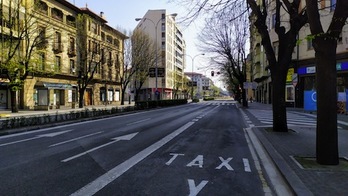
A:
304 90 317 111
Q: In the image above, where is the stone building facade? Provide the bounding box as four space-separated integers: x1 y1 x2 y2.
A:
0 0 127 110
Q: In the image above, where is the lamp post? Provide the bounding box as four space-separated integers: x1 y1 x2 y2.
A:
186 53 205 100
135 13 177 100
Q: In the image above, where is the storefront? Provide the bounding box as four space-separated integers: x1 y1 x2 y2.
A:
34 81 75 110
298 61 348 113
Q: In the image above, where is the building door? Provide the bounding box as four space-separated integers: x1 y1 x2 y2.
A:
84 89 92 106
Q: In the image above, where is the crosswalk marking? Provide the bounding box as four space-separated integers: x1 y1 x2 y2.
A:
248 109 317 127
197 101 235 106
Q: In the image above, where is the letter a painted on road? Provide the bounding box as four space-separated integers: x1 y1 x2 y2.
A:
186 155 203 168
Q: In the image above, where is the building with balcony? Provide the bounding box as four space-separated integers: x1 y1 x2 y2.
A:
0 0 127 110
134 9 186 100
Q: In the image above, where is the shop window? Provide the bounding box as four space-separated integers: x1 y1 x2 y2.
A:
100 88 106 102
108 90 113 101
36 89 48 106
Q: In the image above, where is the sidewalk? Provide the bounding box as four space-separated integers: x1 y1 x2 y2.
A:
0 102 135 119
242 102 348 195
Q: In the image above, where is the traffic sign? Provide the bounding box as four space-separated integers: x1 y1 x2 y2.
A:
292 73 298 87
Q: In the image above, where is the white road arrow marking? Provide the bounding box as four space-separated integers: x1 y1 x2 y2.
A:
61 132 138 163
0 130 72 147
50 131 103 147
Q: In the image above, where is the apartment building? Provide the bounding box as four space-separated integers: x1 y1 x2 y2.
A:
0 0 127 110
134 9 186 100
250 0 348 109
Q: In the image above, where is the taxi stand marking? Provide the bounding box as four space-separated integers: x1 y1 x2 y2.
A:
165 153 251 195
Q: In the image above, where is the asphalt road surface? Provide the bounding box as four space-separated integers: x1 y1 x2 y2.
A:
0 100 267 196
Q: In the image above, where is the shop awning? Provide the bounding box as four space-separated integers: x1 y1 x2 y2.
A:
35 82 73 89
43 82 73 89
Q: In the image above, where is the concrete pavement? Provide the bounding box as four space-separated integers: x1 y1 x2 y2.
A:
241 102 348 196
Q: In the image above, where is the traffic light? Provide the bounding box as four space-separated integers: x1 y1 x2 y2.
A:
211 71 214 76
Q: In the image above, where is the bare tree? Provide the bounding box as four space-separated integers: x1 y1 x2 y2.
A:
75 14 116 108
172 0 307 132
119 29 135 105
131 28 157 101
305 0 348 165
198 14 249 107
119 28 156 104
0 0 55 112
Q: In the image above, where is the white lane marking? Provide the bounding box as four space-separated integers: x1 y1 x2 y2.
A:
50 131 103 147
62 132 138 162
0 130 72 147
188 179 209 196
71 121 195 196
243 158 251 172
126 118 151 126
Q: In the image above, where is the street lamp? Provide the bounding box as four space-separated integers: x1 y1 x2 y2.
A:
186 53 205 100
135 13 177 100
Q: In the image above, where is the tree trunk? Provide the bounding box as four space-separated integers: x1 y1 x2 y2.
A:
78 88 85 108
271 70 288 132
10 90 18 113
241 88 248 107
121 88 126 105
315 37 339 165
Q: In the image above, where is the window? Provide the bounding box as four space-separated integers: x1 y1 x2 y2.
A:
108 51 113 66
51 8 63 21
272 13 276 29
38 53 45 70
109 68 112 81
36 1 48 15
37 27 47 49
68 37 75 56
161 23 165 31
91 21 97 34
101 32 105 41
114 39 119 47
101 49 105 64
66 15 76 27
53 32 62 52
70 59 75 74
307 39 313 50
106 35 113 43
55 56 61 71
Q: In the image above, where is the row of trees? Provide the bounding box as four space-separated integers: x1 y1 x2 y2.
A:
172 0 348 165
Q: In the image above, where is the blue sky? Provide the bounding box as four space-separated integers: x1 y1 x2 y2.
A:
68 0 205 72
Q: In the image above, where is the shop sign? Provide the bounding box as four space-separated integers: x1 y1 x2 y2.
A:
306 66 316 74
304 90 317 112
